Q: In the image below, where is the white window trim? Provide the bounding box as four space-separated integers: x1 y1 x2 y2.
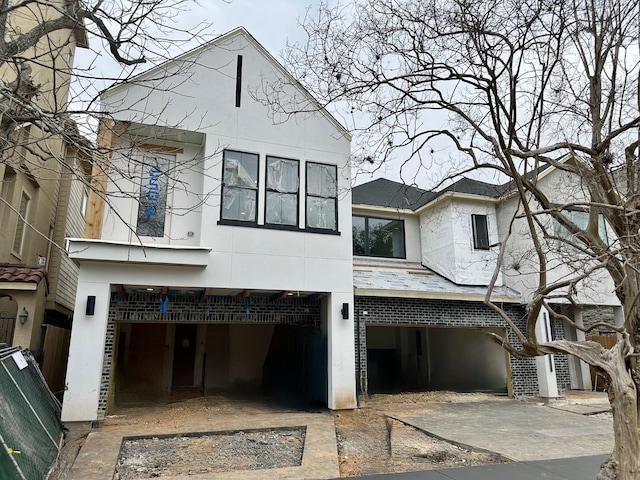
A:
11 189 30 258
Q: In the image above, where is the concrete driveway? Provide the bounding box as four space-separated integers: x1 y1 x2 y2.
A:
393 399 613 462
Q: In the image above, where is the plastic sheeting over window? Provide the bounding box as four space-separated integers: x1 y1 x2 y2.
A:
306 163 337 231
222 150 258 222
266 157 299 226
137 156 170 237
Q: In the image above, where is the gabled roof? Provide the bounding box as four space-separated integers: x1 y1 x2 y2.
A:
352 178 436 210
101 27 350 140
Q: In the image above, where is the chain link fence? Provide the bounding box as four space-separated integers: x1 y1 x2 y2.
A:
0 346 63 480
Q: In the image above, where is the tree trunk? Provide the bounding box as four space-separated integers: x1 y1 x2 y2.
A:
600 356 640 480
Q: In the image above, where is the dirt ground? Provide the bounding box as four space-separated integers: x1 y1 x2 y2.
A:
334 392 505 477
50 391 506 479
115 427 305 478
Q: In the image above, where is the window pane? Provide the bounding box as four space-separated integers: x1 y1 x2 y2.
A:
223 151 258 188
12 193 29 253
221 186 256 221
308 197 336 230
352 216 366 255
472 214 490 250
554 210 608 244
137 156 169 237
368 218 405 258
307 163 337 197
598 215 608 243
266 192 298 225
267 157 299 193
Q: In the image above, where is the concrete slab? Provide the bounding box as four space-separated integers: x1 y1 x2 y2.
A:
67 412 339 480
394 400 613 462
351 455 609 479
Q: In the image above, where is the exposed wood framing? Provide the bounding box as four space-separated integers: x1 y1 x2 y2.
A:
84 120 128 239
305 292 328 304
114 285 128 301
270 291 289 303
236 290 252 302
200 288 214 302
138 143 184 154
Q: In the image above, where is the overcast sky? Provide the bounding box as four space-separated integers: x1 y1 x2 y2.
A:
202 0 322 55
74 0 451 188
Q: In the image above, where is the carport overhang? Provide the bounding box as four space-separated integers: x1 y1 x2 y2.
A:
354 287 522 304
65 238 211 267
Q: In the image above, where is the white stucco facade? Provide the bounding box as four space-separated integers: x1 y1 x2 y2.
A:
62 28 356 422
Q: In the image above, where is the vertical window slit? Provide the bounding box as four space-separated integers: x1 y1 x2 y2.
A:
235 55 243 108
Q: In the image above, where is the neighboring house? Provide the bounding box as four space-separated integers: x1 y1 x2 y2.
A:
352 167 621 398
0 0 89 393
62 27 356 422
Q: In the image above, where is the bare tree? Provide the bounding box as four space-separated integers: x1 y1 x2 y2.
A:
0 0 213 246
279 0 640 478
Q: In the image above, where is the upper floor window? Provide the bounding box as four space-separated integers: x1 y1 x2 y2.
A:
80 189 89 218
306 162 337 231
353 215 405 258
136 155 170 237
12 191 30 255
221 150 258 223
553 209 608 244
472 214 490 250
265 156 299 226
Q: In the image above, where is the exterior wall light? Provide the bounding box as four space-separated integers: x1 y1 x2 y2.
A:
18 308 28 325
341 303 349 320
86 296 96 316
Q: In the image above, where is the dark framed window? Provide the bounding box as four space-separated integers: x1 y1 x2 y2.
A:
306 162 338 231
265 156 299 226
353 215 405 258
472 214 490 250
221 150 259 223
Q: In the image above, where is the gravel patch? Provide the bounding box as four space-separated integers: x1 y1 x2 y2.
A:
115 427 305 479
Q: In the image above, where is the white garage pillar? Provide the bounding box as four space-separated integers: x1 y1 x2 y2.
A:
61 280 112 422
613 306 624 340
572 308 592 390
326 293 357 410
535 308 559 398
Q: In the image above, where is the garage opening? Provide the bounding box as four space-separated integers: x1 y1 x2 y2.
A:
112 322 326 409
366 326 508 394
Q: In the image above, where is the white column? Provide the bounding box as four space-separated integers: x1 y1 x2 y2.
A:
535 308 559 398
326 293 357 410
613 306 624 340
573 308 592 390
61 279 111 422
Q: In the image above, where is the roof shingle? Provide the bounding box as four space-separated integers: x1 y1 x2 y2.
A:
0 264 47 285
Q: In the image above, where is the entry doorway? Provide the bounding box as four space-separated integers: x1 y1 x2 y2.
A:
172 324 197 387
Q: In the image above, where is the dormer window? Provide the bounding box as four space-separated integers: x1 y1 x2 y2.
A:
472 214 490 250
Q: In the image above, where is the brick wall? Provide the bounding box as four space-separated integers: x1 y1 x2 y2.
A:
97 293 321 416
552 318 571 392
353 296 568 397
